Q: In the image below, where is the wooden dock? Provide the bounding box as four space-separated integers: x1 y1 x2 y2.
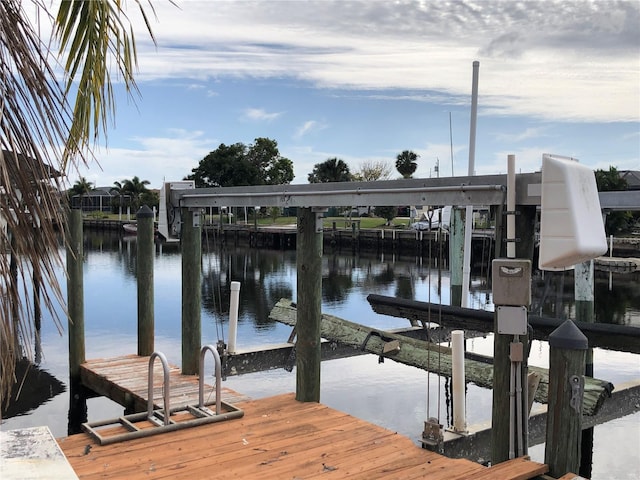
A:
56 354 556 478
79 355 249 412
58 392 549 479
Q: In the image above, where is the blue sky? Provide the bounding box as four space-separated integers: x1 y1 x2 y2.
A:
71 0 639 189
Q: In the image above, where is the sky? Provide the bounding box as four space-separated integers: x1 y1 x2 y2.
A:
68 0 639 190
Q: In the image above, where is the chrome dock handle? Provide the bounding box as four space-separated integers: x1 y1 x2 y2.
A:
148 351 171 425
199 345 222 415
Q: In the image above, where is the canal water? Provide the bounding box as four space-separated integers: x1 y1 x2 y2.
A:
2 230 639 478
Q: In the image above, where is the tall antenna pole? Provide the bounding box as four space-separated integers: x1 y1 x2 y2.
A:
461 61 480 308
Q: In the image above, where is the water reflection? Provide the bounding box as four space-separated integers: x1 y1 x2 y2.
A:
2 229 638 478
1 358 65 419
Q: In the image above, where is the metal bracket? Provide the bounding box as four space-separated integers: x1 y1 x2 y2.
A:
312 207 328 233
421 417 444 452
569 375 585 414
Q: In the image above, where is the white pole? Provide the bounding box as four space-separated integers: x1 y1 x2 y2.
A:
227 281 241 354
461 61 479 308
451 330 466 432
507 154 516 259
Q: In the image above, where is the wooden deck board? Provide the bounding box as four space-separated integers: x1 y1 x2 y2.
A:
59 391 548 479
79 355 250 412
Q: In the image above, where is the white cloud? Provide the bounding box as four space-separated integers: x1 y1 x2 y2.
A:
294 120 327 139
494 128 549 144
73 130 214 189
126 1 639 123
242 108 283 122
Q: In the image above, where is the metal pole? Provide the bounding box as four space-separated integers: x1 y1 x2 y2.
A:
507 155 516 259
461 61 479 308
451 330 466 432
227 281 241 354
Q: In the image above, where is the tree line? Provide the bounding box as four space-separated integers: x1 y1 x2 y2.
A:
186 138 420 187
68 175 159 212
70 140 634 232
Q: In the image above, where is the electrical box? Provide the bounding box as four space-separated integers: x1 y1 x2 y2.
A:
497 306 528 336
492 258 531 306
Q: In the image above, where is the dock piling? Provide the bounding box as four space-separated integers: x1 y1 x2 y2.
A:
66 208 87 434
67 208 85 380
137 205 155 356
182 207 202 375
295 207 323 402
545 319 588 478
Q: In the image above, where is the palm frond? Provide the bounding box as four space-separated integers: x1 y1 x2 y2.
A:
54 0 157 163
0 0 79 409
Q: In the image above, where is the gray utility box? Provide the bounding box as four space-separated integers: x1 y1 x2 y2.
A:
492 258 532 307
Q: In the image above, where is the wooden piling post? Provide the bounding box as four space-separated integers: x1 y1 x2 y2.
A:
574 260 595 478
181 207 201 375
296 207 323 402
491 328 513 464
449 207 464 306
545 320 587 478
67 208 88 434
137 205 155 356
67 208 85 380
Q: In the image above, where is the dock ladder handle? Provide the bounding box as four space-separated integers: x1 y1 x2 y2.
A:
148 351 171 425
199 345 222 415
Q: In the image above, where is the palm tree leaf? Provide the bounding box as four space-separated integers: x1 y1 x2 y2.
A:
54 0 157 155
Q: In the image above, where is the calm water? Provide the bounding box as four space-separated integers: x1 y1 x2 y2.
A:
2 230 639 479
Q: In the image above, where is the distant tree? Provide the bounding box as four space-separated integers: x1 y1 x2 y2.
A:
188 138 293 187
395 150 419 178
120 176 150 211
374 206 397 226
69 176 94 198
595 166 627 191
246 138 294 185
140 190 160 210
269 207 280 224
595 166 632 234
68 176 94 209
308 157 352 183
353 160 393 182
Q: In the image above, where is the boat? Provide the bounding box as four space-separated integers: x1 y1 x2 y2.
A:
122 223 137 234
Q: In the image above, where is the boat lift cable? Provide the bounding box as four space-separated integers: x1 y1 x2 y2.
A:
204 225 224 344
437 208 443 423
426 216 432 420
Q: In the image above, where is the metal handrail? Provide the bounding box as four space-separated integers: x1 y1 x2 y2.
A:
199 345 222 415
148 351 171 425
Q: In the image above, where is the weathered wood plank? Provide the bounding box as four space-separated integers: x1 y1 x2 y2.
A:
269 298 613 416
80 356 249 413
60 393 546 479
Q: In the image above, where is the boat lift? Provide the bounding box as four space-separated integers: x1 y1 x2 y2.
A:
82 346 244 445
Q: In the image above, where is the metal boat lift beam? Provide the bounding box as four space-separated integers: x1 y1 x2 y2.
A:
172 174 542 209
172 172 638 210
